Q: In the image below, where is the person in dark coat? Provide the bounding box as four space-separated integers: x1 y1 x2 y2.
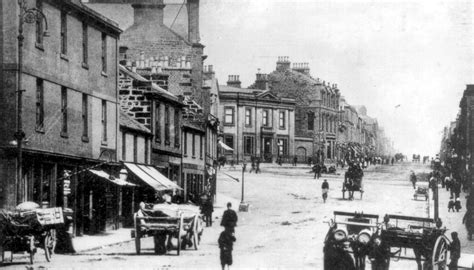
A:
221 202 238 232
313 163 321 179
256 158 261 174
201 197 214 227
449 232 461 270
218 227 236 270
293 156 298 166
448 199 455 212
369 237 390 270
455 198 462 212
321 179 329 203
410 171 417 189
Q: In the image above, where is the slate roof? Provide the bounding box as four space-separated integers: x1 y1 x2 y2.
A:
119 110 151 135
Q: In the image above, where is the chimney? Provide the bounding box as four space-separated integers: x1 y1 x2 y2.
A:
187 0 200 44
255 70 268 90
292 62 310 75
227 75 241 88
132 0 165 26
276 56 290 71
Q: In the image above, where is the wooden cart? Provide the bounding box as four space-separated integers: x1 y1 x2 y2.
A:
131 203 203 255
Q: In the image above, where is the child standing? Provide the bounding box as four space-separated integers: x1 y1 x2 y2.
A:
448 199 455 212
455 198 462 212
218 227 236 270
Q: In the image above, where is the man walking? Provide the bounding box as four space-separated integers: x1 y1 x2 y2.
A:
221 202 238 232
321 179 329 203
410 171 417 189
293 156 298 166
449 232 461 270
218 227 236 270
313 163 322 179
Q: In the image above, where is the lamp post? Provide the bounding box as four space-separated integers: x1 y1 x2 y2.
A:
16 0 48 204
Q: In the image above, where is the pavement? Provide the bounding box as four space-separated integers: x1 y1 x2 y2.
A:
71 192 240 253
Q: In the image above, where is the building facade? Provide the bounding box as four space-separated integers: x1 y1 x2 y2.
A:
219 77 296 163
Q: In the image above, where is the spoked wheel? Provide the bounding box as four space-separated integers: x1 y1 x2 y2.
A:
44 229 56 262
192 215 200 250
432 235 450 270
176 213 184 256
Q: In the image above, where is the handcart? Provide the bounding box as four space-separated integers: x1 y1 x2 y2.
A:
414 182 429 201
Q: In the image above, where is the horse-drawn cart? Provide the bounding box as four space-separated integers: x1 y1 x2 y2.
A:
343 166 364 200
132 203 203 255
0 206 69 264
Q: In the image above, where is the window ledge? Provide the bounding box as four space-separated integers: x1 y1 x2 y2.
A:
184 154 188 158
82 62 89 70
60 53 69 61
223 123 235 127
35 42 44 51
192 156 196 159
101 140 108 146
101 71 108 77
81 135 89 143
60 131 69 138
35 127 45 134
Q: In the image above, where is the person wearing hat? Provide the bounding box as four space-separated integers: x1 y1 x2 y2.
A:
449 231 461 270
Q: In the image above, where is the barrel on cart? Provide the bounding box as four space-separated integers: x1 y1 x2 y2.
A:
131 203 203 255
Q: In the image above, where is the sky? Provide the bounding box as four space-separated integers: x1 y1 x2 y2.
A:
199 0 473 156
85 0 473 156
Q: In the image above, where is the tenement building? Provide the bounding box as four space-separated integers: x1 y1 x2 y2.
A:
219 75 296 163
251 57 340 163
0 0 121 235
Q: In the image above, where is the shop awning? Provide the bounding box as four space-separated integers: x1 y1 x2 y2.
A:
88 169 137 187
219 141 233 151
123 162 183 191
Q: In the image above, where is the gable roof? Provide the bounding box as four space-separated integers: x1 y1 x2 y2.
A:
119 110 151 135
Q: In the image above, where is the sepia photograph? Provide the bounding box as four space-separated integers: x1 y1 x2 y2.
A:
0 0 473 269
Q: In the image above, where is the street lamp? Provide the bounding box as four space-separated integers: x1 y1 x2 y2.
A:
16 0 49 204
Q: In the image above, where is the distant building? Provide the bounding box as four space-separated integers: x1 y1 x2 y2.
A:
252 57 340 163
219 76 296 163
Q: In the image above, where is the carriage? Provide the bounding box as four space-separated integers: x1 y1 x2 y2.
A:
0 206 71 264
343 168 364 200
324 212 451 269
414 182 429 201
131 202 203 255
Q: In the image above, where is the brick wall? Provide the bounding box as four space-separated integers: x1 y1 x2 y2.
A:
118 72 152 129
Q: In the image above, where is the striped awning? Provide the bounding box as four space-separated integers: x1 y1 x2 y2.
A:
218 141 233 151
123 162 182 191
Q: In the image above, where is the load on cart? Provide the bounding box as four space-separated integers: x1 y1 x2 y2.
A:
413 182 429 201
131 201 203 255
0 202 73 265
343 164 364 200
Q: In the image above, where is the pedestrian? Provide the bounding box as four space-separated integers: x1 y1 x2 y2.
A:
321 179 329 203
410 171 417 189
463 209 474 240
277 156 282 166
369 237 390 270
293 156 298 166
455 198 462 212
256 158 261 174
448 199 455 212
221 202 238 232
249 156 256 173
202 196 214 227
218 227 236 270
313 163 321 179
445 175 451 191
449 232 461 270
230 159 235 170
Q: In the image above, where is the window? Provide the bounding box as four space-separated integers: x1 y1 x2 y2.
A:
36 79 44 130
165 105 170 145
307 112 314 131
244 136 254 155
262 109 269 126
224 135 234 153
174 108 180 147
61 87 67 135
183 131 188 156
122 132 126 160
35 0 43 45
245 108 252 126
101 33 107 73
101 100 107 142
82 94 88 139
145 139 149 163
277 138 288 156
279 110 285 129
192 133 196 158
133 135 137 162
154 103 161 143
199 135 203 159
82 22 88 65
224 107 234 125
60 11 67 55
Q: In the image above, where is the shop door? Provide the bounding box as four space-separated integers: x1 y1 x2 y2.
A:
262 137 273 162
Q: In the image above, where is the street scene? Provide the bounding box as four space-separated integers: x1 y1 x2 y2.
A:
0 0 473 269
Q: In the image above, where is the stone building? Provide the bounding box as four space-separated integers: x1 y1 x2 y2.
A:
251 57 340 163
219 76 296 163
0 0 122 235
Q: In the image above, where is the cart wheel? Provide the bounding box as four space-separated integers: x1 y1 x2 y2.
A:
193 215 200 250
177 213 184 256
432 235 449 269
29 236 35 265
44 230 55 262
